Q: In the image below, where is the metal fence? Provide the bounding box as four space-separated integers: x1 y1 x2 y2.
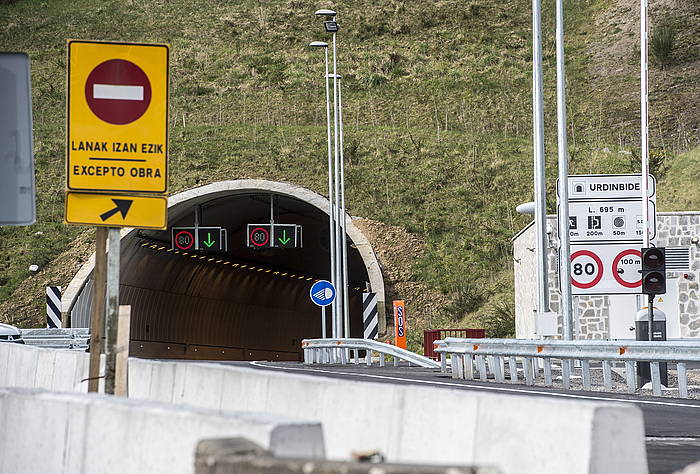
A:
423 328 485 360
21 328 90 351
302 338 440 369
435 338 700 398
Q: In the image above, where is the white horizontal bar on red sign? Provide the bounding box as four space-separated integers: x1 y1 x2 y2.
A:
93 84 144 101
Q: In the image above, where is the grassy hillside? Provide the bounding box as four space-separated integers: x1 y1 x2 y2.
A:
1 0 697 344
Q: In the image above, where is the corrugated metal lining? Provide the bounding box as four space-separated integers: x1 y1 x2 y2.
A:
70 192 371 361
72 231 366 361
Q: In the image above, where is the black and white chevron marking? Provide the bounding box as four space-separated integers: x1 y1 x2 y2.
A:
46 286 61 328
362 292 378 340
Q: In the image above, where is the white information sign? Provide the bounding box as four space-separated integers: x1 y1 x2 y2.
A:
569 244 646 295
566 199 656 243
559 174 656 201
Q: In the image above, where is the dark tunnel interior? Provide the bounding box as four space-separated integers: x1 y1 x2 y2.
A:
105 192 371 361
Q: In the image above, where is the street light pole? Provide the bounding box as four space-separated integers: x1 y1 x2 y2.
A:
532 0 549 322
309 40 334 338
338 76 350 339
555 0 573 341
330 16 343 338
316 10 348 337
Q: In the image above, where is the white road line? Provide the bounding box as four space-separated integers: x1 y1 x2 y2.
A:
93 84 143 101
249 361 700 409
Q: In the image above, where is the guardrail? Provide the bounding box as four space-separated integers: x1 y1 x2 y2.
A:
21 328 90 351
302 338 440 369
435 338 700 398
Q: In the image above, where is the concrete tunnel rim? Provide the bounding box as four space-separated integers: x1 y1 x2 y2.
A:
62 179 386 334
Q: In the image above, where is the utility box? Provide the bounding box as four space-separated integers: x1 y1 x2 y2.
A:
635 308 668 387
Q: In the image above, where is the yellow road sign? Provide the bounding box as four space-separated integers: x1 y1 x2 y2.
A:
67 40 169 194
65 192 167 229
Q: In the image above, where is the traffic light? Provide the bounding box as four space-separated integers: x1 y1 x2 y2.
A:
641 247 666 295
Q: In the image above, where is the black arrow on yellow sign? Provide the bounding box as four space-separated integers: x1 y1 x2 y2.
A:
100 199 133 221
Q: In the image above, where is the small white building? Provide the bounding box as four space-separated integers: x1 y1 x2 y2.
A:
513 212 700 340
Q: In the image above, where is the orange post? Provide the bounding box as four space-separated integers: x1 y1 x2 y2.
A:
393 300 406 349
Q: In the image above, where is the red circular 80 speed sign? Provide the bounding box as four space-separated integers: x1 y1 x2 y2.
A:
85 59 152 125
249 227 270 247
174 230 194 250
570 249 604 289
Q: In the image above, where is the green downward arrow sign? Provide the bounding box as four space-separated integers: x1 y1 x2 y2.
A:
278 229 291 245
203 232 216 248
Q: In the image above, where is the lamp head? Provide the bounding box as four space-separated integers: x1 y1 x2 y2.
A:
314 9 336 16
309 41 328 48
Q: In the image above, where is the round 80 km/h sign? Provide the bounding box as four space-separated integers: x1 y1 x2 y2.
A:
174 230 194 250
570 249 604 289
249 227 270 247
85 59 152 125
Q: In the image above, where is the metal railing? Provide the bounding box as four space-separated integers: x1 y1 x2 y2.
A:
302 338 440 369
423 328 485 360
21 328 90 351
435 338 700 398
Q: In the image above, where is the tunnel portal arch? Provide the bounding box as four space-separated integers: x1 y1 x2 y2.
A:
63 179 386 360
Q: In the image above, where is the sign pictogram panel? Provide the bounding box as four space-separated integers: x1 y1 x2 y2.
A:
569 244 643 295
67 40 169 193
65 192 167 229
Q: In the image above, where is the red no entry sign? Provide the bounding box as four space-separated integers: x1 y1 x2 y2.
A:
85 59 152 125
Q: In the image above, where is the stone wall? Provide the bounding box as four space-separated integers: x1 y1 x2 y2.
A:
513 212 700 339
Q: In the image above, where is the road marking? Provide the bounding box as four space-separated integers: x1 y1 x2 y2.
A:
249 361 700 409
93 84 144 101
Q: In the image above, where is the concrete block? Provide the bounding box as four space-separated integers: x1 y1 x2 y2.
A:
6 343 39 387
178 363 227 409
34 348 57 389
128 361 648 474
0 387 325 474
194 438 499 474
0 341 12 381
50 348 87 392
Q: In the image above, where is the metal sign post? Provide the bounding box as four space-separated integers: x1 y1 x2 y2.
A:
0 53 36 226
310 280 337 363
640 0 654 343
104 228 120 394
87 227 107 393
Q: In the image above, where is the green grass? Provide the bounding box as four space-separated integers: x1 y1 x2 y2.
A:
0 0 688 341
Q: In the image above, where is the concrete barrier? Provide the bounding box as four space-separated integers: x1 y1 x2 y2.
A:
194 438 500 473
128 358 648 474
0 387 324 474
0 342 648 473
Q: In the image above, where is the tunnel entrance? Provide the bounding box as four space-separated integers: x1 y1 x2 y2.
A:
65 180 385 361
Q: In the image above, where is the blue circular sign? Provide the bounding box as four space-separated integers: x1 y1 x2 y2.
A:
309 280 336 307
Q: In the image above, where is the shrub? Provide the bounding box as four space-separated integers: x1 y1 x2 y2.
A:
651 24 675 68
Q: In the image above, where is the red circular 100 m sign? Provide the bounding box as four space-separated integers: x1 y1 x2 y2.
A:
612 249 642 288
85 59 152 125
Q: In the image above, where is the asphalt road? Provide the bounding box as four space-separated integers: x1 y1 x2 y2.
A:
234 361 700 474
